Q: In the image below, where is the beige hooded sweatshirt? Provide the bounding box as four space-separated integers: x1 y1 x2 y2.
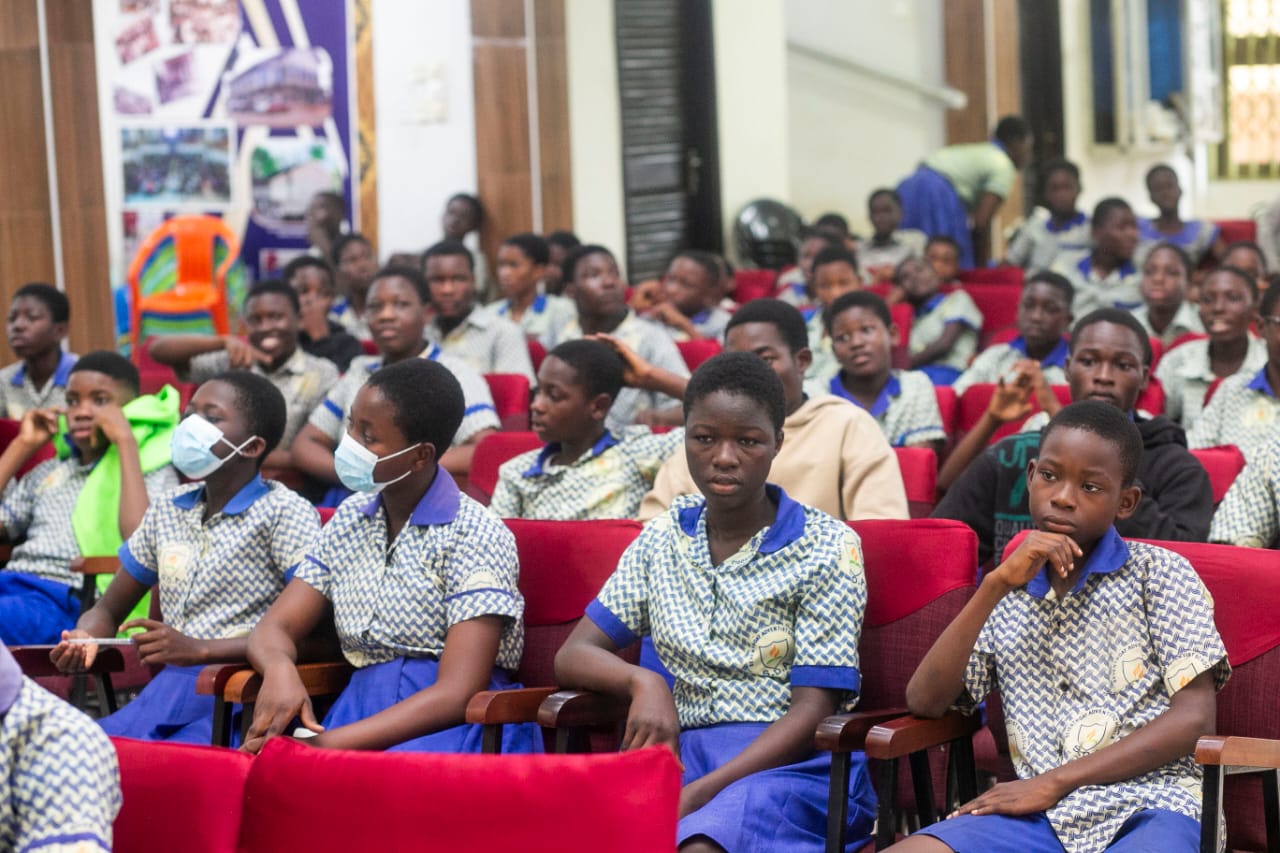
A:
638 394 909 521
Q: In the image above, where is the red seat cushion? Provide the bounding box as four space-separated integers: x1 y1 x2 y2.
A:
676 338 722 372
484 373 531 432
112 737 251 853
504 519 642 625
893 447 938 518
958 267 1025 287
0 418 54 478
466 431 543 504
1189 446 1246 505
732 269 778 303
238 738 681 853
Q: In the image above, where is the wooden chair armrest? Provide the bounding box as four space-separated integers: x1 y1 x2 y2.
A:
223 661 353 704
0 543 12 564
814 707 909 753
70 556 120 575
864 711 981 760
8 645 124 677
537 689 630 728
195 662 253 697
465 686 560 725
1196 735 1280 770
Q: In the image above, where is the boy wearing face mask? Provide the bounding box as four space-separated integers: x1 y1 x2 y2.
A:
52 371 320 745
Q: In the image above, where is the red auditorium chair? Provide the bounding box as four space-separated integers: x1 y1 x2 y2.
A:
527 338 547 373
1148 337 1165 372
956 283 1021 348
733 268 779 303
958 267 1025 288
1215 218 1258 247
955 383 1071 445
464 431 542 504
0 418 55 479
893 447 938 518
676 338 722 372
466 518 643 752
1190 445 1247 504
360 339 378 356
1136 375 1166 416
484 373 531 431
933 386 957 438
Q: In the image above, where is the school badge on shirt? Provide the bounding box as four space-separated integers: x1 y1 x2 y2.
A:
158 543 194 585
748 625 795 677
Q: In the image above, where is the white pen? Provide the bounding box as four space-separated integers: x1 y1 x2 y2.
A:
63 638 137 646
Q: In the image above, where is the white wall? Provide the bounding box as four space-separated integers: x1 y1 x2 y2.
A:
785 0 946 236
371 0 477 257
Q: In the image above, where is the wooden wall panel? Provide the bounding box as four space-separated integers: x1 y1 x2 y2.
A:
534 0 572 231
943 0 989 144
991 0 1023 253
472 39 534 265
472 0 525 39
354 0 378 250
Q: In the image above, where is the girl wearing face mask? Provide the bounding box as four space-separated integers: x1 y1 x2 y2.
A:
241 358 540 754
51 372 321 744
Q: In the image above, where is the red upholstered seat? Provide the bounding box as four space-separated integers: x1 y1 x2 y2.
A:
1190 446 1247 505
676 338 722 372
958 267 1025 288
956 383 1071 444
933 386 956 437
1148 337 1165 372
0 418 54 479
1216 218 1258 246
465 431 542 504
112 736 251 853
484 373 531 432
527 338 547 373
957 283 1021 349
893 447 938 519
732 268 778 303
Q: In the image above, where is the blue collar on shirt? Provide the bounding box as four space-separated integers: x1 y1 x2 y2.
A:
331 298 350 317
676 483 806 555
1076 254 1136 279
12 350 76 389
1009 335 1070 368
523 430 619 477
1025 526 1129 599
361 467 461 525
690 308 711 325
915 293 946 318
1045 211 1087 234
172 474 271 515
1247 366 1277 398
829 373 899 417
500 293 548 317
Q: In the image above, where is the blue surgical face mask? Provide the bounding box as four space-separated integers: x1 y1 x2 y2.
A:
171 414 257 480
334 433 421 493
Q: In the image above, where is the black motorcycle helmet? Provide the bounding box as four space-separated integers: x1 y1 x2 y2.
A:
733 199 804 270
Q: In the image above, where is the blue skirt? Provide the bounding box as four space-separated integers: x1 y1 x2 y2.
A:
0 572 80 645
678 723 875 852
897 165 975 268
323 656 542 753
99 664 223 745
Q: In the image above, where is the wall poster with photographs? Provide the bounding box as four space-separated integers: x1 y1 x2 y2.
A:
94 0 357 350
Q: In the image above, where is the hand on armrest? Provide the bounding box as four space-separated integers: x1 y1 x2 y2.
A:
537 689 631 729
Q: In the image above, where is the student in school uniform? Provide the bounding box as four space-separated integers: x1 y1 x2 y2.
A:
331 233 377 340
1137 164 1224 267
645 250 733 342
440 193 494 301
486 232 577 346
804 246 864 383
284 256 364 373
542 230 582 296
0 644 121 853
858 189 927 283
422 241 535 382
52 372 320 744
894 251 984 386
292 266 500 486
896 401 1227 853
1210 429 1280 547
1188 278 1280 461
555 352 877 852
1132 242 1204 348
0 283 77 421
637 298 908 522
489 340 680 520
953 271 1074 396
776 229 839 307
1156 265 1266 430
825 291 947 453
0 352 179 645
241 358 540 754
545 245 690 430
1052 197 1142 317
148 280 340 470
1004 159 1091 274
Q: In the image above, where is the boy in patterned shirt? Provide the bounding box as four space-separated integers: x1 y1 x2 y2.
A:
0 645 120 853
486 232 576 345
0 283 77 421
52 372 320 744
644 250 733 342
490 340 679 519
804 245 864 382
1004 159 1091 274
898 401 1228 853
953 272 1074 396
825 290 946 453
895 248 984 386
556 353 876 852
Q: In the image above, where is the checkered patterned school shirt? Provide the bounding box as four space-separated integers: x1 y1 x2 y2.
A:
961 529 1229 853
909 290 984 374
295 471 524 670
118 477 320 639
0 679 120 853
1155 336 1267 431
1188 366 1280 463
587 486 866 728
186 348 339 448
1051 251 1142 318
826 370 947 448
0 458 177 587
485 293 577 346
307 348 499 447
952 336 1070 397
1210 432 1280 547
490 427 682 520
0 352 77 421
426 310 535 382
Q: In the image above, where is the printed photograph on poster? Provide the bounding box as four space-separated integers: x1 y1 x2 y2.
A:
250 137 345 234
258 248 308 279
115 14 159 64
154 51 200 104
170 0 240 45
114 85 153 115
226 48 334 128
121 126 232 205
120 0 157 14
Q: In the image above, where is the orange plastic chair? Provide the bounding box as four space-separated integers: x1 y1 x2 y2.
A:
128 215 240 358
